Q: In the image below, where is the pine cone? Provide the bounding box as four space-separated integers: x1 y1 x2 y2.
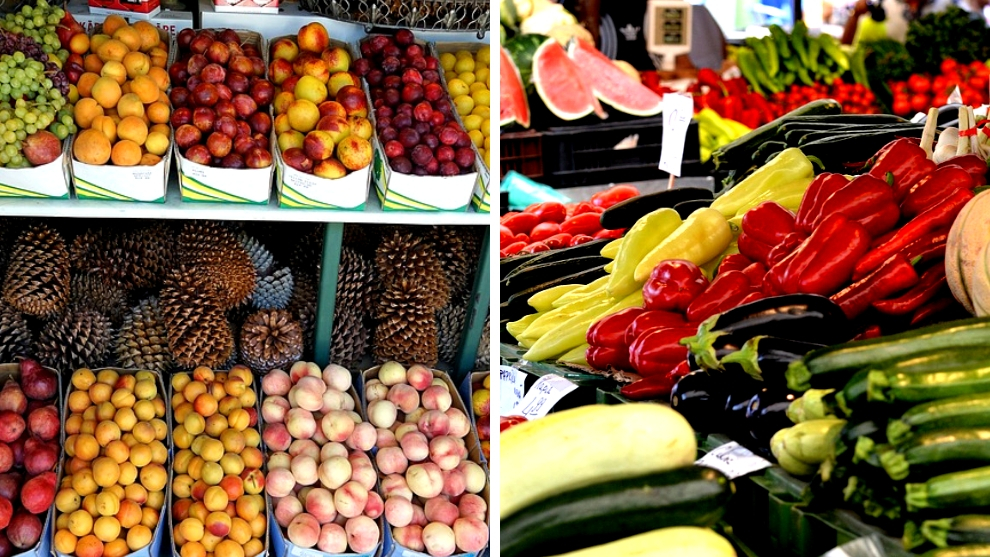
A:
115 297 171 374
239 232 274 277
376 229 449 311
239 309 303 373
373 277 438 366
71 273 128 326
253 267 294 310
338 248 375 316
35 310 113 371
331 307 370 368
436 300 467 364
475 313 490 369
71 224 175 291
178 222 256 310
428 226 477 298
0 301 30 362
160 265 234 370
288 277 317 358
3 223 70 317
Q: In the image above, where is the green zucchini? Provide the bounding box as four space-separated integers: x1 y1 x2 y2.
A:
783 114 907 124
867 348 990 403
922 515 990 548
880 428 990 481
922 545 990 557
835 368 869 417
501 256 610 297
500 466 733 557
906 465 990 512
785 318 990 391
888 393 990 445
502 239 612 280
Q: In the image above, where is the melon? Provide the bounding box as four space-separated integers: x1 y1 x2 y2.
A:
566 39 663 117
946 190 989 314
531 38 605 121
500 46 531 128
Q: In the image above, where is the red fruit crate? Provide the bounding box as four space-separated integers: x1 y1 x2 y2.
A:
500 130 544 181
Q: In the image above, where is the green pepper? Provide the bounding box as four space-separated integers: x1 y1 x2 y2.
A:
770 25 791 59
736 48 765 96
819 34 849 71
808 35 821 72
762 36 779 77
792 20 811 67
711 148 815 218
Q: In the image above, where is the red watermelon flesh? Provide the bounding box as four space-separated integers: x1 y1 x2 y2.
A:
500 46 531 129
567 39 663 117
531 39 606 121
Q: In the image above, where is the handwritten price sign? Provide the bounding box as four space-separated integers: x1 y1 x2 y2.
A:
658 93 694 177
516 374 578 420
695 441 772 479
500 366 527 415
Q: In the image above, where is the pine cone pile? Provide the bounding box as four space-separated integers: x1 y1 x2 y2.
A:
254 267 294 310
3 224 70 317
115 297 171 374
240 309 303 372
160 265 234 369
373 275 440 366
436 299 467 364
428 226 479 299
288 276 317 358
71 223 175 291
178 222 256 310
0 301 30 362
331 247 375 367
71 273 128 326
35 310 113 371
475 313 490 369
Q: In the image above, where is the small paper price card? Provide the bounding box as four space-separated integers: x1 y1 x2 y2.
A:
500 366 527 415
658 93 695 177
695 441 773 479
516 374 578 420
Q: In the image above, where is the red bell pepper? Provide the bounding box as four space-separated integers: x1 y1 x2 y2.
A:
586 346 631 371
542 233 573 249
686 270 756 323
628 327 696 377
594 228 624 240
642 260 710 312
501 212 539 235
722 96 743 122
523 201 567 223
738 232 774 267
717 253 753 275
769 213 872 297
501 241 527 257
560 213 602 236
830 253 920 319
624 310 689 346
900 166 975 219
737 290 766 305
872 262 946 315
590 185 639 209
900 230 949 267
937 154 988 186
855 187 974 278
569 202 602 216
697 68 723 90
569 234 595 246
741 262 767 286
620 372 678 401
766 231 808 268
795 173 851 234
529 222 561 242
521 242 551 254
587 307 647 349
867 138 936 202
668 359 693 380
742 201 796 246
814 174 901 237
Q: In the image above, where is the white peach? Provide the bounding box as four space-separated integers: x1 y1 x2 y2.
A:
287 512 321 548
293 376 327 412
266 467 296 498
269 451 292 470
376 446 408 475
348 422 377 452
305 487 337 524
458 461 487 494
317 523 348 553
378 361 407 386
458 494 487 522
387 384 420 414
421 385 452 412
384 496 413 527
445 408 471 439
321 410 356 442
406 462 444 498
368 400 397 429
262 370 292 396
453 517 488 552
334 480 368 518
393 525 425 551
318 456 351 490
364 382 389 403
291 455 319 486
441 469 467 498
289 439 321 461
290 361 322 383
430 436 464 471
400 431 430 462
423 522 456 557
425 498 460 526
286 408 317 439
418 410 450 439
322 364 351 392
275 494 303 527
364 491 383 519
320 442 348 461
262 396 290 424
344 515 380 554
381 474 413 501
406 365 433 391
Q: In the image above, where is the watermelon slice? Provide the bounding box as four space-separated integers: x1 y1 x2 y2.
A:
500 46 531 129
567 39 663 117
531 38 606 121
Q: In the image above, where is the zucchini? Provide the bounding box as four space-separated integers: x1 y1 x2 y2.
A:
500 251 544 280
888 393 990 445
867 348 990 403
547 527 736 557
786 318 990 392
501 467 732 557
880 428 990 481
502 239 612 280
599 187 713 230
906 465 990 512
922 515 990 548
835 369 869 417
502 404 697 519
503 266 609 320
501 256 610 298
922 545 990 557
783 114 907 124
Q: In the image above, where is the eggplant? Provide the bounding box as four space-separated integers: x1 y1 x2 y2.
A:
719 336 824 385
723 377 764 435
670 371 728 433
686 335 742 371
674 199 713 219
746 388 800 446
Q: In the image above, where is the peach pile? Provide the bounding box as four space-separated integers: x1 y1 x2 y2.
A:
54 368 168 557
169 29 275 169
269 23 374 178
69 16 172 167
170 366 266 557
471 375 489 461
365 362 489 557
261 362 380 554
0 358 59 553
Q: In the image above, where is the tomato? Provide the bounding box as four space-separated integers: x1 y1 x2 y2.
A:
521 242 551 254
971 75 988 91
524 201 567 223
500 241 527 257
908 74 931 94
499 225 514 247
910 93 930 113
500 415 528 432
933 95 948 108
594 228 625 240
590 184 640 209
571 201 602 215
893 99 911 115
941 58 958 75
561 213 603 236
501 212 539 235
569 234 595 246
529 221 561 242
513 233 530 244
543 233 573 249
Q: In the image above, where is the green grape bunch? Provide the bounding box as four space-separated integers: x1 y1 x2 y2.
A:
0 0 65 57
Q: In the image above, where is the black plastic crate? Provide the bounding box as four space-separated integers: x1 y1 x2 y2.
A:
500 130 544 181
541 116 702 188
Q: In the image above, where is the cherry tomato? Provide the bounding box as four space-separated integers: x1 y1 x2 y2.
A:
590 185 640 209
569 234 595 246
524 201 567 223
910 93 930 113
561 213 603 236
529 221 561 242
521 242 551 254
499 225 514 247
941 58 958 76
501 212 539 235
500 241 527 257
501 415 528 432
893 99 911 116
543 233 573 249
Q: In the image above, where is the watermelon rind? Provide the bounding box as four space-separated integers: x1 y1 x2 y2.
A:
505 34 547 92
532 38 604 121
500 46 531 128
566 39 664 117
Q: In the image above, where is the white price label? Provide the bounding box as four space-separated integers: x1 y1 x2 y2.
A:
658 93 695 177
516 374 578 420
499 366 527 415
695 441 773 479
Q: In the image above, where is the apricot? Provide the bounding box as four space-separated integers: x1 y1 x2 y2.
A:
244 538 264 557
102 15 127 36
116 499 142 529
216 539 245 557
95 492 119 517
150 439 169 462
179 518 205 543
55 529 78 554
140 463 167 491
141 505 159 528
229 517 252 545
180 541 206 557
110 139 142 166
123 51 151 79
117 94 145 120
147 101 170 125
100 60 127 85
126 524 152 551
124 482 147 505
112 27 141 52
91 76 123 110
129 443 152 467
94 421 121 446
68 509 94 537
145 130 170 156
147 66 170 91
132 421 156 444
104 539 128 557
74 129 113 165
76 534 104 557
77 72 100 99
184 381 208 403
75 433 101 461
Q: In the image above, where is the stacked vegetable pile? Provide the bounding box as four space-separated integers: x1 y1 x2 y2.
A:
501 403 737 557
888 59 990 117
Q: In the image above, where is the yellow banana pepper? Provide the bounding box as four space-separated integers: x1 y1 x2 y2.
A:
553 276 609 308
522 301 613 362
633 208 733 283
604 261 614 273
600 238 622 259
506 313 540 339
557 344 590 365
528 284 581 313
606 208 682 299
710 148 814 218
520 288 609 340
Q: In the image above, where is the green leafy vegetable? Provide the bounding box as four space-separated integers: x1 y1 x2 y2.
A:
906 6 990 75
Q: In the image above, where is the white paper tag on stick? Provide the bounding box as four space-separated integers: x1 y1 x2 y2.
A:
696 441 773 479
499 366 527 415
658 93 694 177
516 374 578 420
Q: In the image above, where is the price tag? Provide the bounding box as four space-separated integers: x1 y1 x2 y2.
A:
695 441 773 480
910 112 927 124
516 374 578 420
658 93 695 177
499 366 527 415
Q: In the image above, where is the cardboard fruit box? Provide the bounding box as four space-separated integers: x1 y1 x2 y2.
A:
270 36 374 211
174 29 275 204
88 0 161 20
0 141 71 198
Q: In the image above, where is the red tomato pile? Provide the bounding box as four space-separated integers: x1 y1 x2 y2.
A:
770 79 880 115
889 59 990 116
499 185 639 257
